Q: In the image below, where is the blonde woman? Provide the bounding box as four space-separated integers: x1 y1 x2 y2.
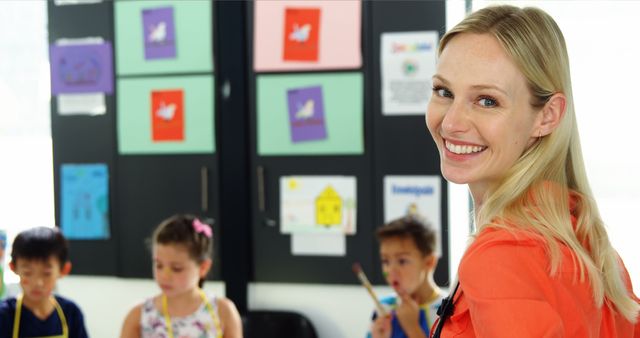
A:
426 5 640 338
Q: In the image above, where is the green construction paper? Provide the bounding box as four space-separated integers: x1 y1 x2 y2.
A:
257 73 364 156
117 75 215 154
114 0 213 75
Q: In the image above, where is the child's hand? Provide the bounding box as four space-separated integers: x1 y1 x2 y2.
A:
396 290 423 337
370 313 392 338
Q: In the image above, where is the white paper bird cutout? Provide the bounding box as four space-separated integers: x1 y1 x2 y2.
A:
289 23 311 42
156 101 176 121
295 99 315 119
149 21 167 43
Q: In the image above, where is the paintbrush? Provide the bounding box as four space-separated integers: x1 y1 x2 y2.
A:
352 262 387 316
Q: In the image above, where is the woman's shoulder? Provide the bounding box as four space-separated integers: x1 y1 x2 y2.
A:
460 227 552 282
469 226 546 252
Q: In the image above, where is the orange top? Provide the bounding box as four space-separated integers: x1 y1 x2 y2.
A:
435 227 640 337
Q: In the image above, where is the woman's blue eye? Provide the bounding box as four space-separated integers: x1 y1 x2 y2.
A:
433 86 453 98
478 97 498 107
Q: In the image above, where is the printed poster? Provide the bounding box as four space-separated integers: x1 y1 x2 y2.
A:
49 39 113 95
151 89 184 142
283 7 321 61
381 31 438 115
287 85 327 143
254 0 361 71
280 176 357 234
256 72 363 156
142 6 177 60
61 163 110 240
384 175 441 253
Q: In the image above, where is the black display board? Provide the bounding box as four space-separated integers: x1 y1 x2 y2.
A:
48 1 221 280
49 1 119 276
370 1 449 286
248 1 449 286
49 2 448 305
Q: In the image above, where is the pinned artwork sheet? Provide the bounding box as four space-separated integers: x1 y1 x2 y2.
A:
50 37 113 95
254 0 361 71
257 72 363 156
280 176 357 234
61 163 110 240
117 75 215 155
114 0 213 75
384 175 442 254
142 6 177 60
151 89 184 142
287 85 327 143
381 31 438 115
283 7 321 62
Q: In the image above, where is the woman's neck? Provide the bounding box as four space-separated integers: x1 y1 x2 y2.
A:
22 296 55 320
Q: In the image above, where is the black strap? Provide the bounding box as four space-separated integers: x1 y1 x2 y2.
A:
432 282 460 338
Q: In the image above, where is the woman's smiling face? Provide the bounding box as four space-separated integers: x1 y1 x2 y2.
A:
426 33 541 197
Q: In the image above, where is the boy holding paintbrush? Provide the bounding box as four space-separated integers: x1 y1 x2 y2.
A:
360 215 444 338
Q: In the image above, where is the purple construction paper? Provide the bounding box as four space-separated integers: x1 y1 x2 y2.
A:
142 6 176 60
287 86 327 143
49 42 113 95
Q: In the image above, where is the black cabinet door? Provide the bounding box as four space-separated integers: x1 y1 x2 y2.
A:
116 155 220 279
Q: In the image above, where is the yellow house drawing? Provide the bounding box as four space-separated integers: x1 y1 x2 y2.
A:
316 185 342 226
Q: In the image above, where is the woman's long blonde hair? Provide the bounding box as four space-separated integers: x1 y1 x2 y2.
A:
440 5 639 322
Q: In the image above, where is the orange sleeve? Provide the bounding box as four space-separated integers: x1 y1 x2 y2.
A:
459 231 564 338
618 258 640 338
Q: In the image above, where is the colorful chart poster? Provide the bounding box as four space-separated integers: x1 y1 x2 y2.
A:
381 31 438 115
115 0 213 75
287 85 327 142
283 7 320 62
49 40 113 94
61 163 110 240
151 89 184 142
254 0 361 71
117 75 215 154
142 6 177 60
280 176 357 234
257 72 363 156
384 175 441 253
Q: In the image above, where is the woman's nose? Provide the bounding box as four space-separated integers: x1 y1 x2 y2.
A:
442 100 470 134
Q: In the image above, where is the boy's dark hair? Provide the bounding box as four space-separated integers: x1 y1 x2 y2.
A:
376 215 437 257
11 227 69 267
152 214 213 287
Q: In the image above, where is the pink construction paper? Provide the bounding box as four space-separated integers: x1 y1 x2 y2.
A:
254 0 362 71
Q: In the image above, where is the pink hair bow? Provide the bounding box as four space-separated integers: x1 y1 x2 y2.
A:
193 218 212 238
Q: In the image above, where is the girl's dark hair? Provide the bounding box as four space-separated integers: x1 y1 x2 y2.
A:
11 226 69 267
376 215 437 257
152 214 213 288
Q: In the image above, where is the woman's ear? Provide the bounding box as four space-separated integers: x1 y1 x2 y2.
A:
536 92 566 137
9 262 15 273
199 259 212 278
